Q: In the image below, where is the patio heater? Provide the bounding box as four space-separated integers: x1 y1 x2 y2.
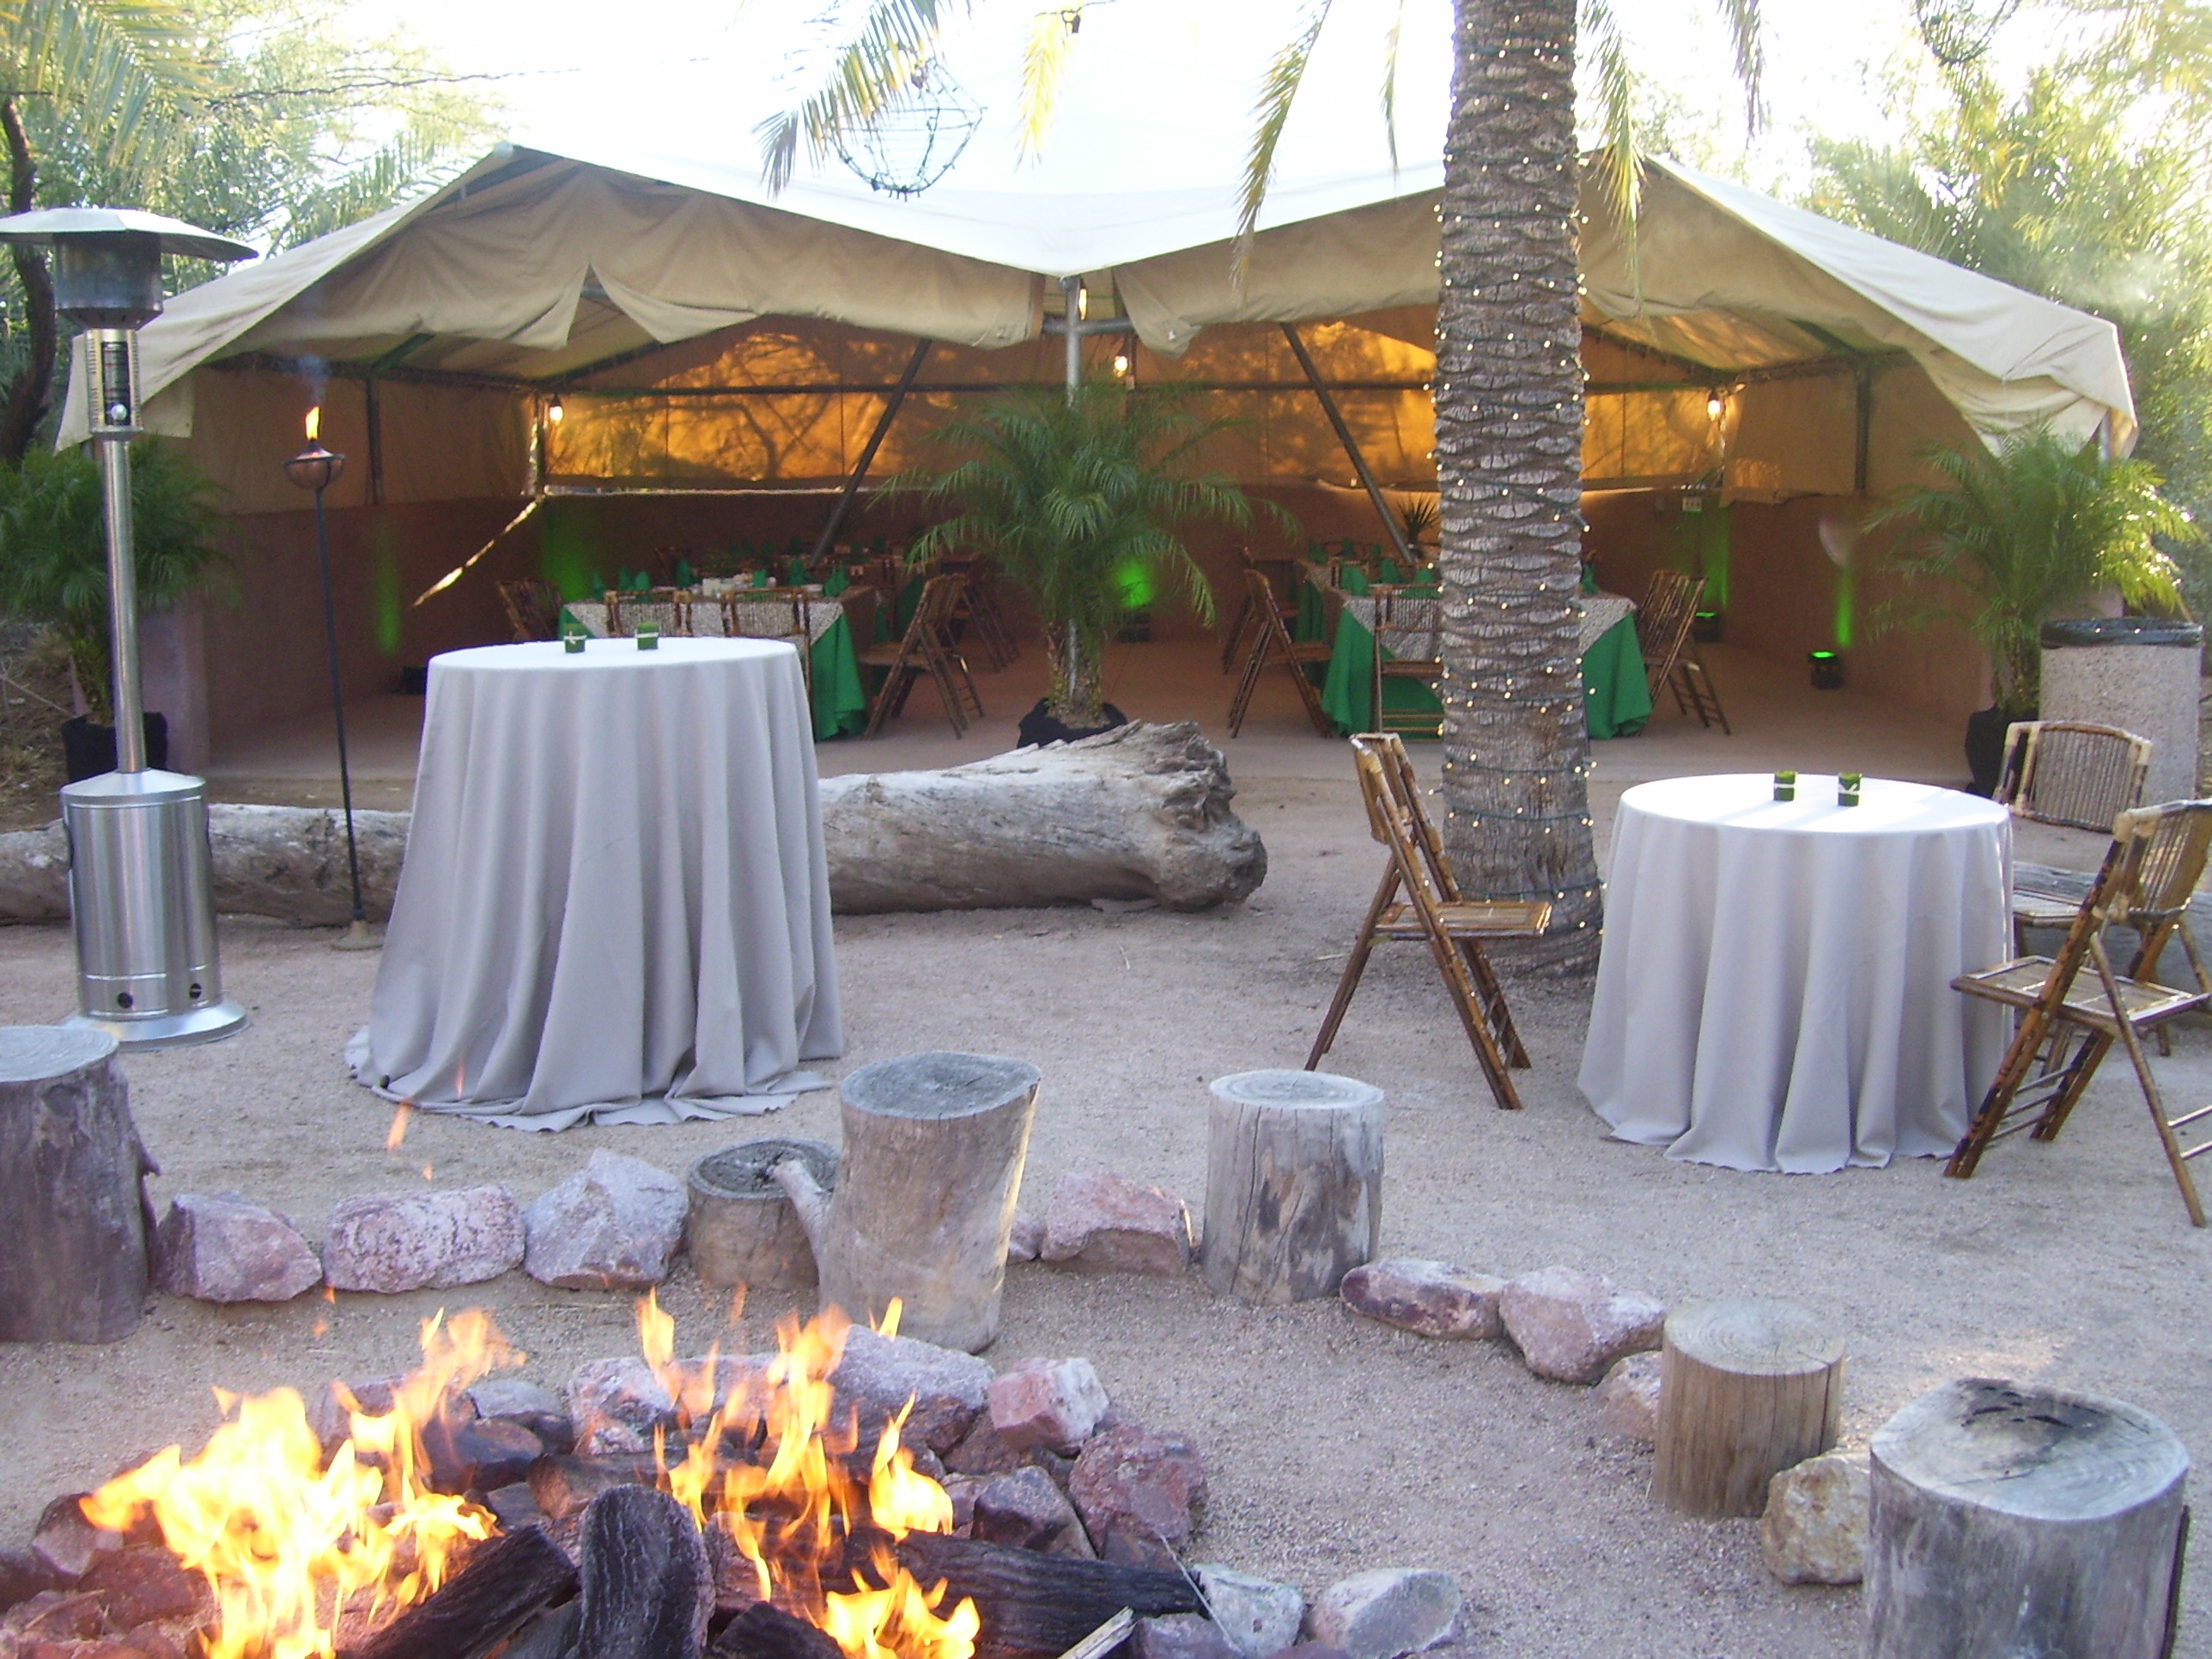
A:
0 207 256 1048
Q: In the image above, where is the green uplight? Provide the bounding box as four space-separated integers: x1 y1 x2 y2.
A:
1112 558 1155 611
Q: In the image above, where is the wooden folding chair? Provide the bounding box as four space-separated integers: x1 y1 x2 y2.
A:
1998 720 2156 944
1637 568 1731 733
498 578 563 642
857 574 982 737
942 556 1018 669
1219 548 1300 672
1368 584 1444 738
721 590 816 703
1947 799 2212 1225
1308 732 1553 1109
1227 568 1334 737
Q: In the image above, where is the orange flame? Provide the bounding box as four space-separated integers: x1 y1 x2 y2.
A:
305 405 320 441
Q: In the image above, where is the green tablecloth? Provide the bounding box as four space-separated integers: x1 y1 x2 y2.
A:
1318 607 1652 738
810 616 869 739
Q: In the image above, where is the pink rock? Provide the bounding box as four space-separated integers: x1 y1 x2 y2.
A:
830 1327 993 1454
1067 1422 1207 1569
988 1357 1109 1452
1498 1266 1666 1384
523 1152 688 1290
155 1194 322 1304
1134 1613 1242 1659
322 1184 523 1294
1007 1211 1046 1262
29 1498 119 1583
566 1357 675 1455
1339 1259 1503 1340
1041 1172 1193 1276
1594 1352 1663 1442
969 1466 1091 1555
1307 1570 1461 1659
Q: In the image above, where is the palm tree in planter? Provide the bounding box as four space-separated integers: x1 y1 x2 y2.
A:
1874 427 2197 788
903 380 1278 742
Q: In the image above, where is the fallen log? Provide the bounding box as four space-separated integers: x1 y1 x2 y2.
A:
340 1525 576 1659
818 720 1267 911
573 1486 714 1659
891 1531 1201 1658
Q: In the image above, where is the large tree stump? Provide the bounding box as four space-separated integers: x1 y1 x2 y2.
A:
774 1053 1040 1352
1650 1299 1844 1517
1201 1070 1383 1304
1866 1378 2190 1659
817 721 1267 912
685 1139 838 1291
0 1027 156 1343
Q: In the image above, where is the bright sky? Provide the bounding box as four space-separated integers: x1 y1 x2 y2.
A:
334 0 1980 196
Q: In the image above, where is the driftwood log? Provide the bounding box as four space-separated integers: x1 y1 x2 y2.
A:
892 1531 1203 1658
818 721 1267 911
0 1027 156 1343
686 1139 839 1292
710 1602 843 1659
1201 1069 1383 1304
775 1054 1039 1352
1650 1299 1844 1517
340 1525 575 1659
1866 1378 2191 1659
573 1486 714 1659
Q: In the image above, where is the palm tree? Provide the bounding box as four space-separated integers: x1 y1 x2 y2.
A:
761 0 1762 969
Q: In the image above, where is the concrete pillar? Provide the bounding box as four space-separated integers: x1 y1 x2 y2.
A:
2039 617 2203 803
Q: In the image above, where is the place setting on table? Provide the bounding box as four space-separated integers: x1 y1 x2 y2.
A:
1578 766 2014 1175
345 628 843 1130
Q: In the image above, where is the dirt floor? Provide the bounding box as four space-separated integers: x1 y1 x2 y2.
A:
1 640 2208 1657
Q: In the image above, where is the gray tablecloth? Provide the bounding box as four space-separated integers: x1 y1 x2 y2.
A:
1577 774 2009 1172
565 595 848 644
349 638 842 1129
1327 586 1633 655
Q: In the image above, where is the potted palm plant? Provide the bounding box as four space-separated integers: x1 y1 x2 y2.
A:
1874 428 2197 792
904 380 1279 743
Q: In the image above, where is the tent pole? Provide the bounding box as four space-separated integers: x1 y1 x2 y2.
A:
809 337 933 570
1061 276 1083 404
1282 323 1417 567
1853 359 1873 495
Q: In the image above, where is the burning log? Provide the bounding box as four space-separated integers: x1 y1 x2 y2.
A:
891 1532 1200 1659
574 1486 714 1659
709 1601 846 1659
339 1525 576 1659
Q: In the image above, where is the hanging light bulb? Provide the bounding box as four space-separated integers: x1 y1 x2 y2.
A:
546 396 565 425
1112 352 1130 376
1705 387 1726 421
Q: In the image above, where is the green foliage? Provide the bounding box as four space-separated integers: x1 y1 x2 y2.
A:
1872 428 2198 714
902 381 1271 723
0 440 228 714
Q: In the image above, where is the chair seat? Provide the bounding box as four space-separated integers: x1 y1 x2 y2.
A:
2010 888 2084 930
854 641 917 665
1378 899 1552 938
1377 658 1443 675
1280 641 1334 663
1953 955 2212 1029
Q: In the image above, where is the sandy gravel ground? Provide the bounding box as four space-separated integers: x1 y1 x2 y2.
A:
1 642 2207 1657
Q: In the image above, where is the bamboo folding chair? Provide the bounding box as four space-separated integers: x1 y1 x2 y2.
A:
1227 568 1334 737
1368 584 1444 739
721 590 816 703
1997 720 2156 944
942 556 1018 670
1637 568 1731 732
498 578 563 642
1219 548 1300 672
1308 732 1553 1109
857 574 982 737
1947 799 2212 1225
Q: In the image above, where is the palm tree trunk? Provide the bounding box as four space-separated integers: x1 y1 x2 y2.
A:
1046 617 1105 726
0 98 57 468
1432 0 1601 972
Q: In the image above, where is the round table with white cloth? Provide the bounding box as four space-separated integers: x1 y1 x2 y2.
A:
349 637 842 1129
1577 774 2010 1173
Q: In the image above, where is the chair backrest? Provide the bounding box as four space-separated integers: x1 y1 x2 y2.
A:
1243 568 1302 654
1636 568 1704 673
1370 584 1441 664
2030 800 2212 1013
905 573 966 653
498 578 562 641
1996 720 2155 832
1348 732 1465 907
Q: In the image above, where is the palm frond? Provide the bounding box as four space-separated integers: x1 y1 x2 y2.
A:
753 0 963 193
0 0 206 167
1378 0 1405 179
1580 0 1638 230
1018 3 1078 161
1236 0 1330 261
1711 0 1765 132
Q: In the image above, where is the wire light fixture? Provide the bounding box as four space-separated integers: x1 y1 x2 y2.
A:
835 61 985 198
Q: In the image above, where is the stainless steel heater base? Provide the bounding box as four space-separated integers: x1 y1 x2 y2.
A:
60 769 248 1052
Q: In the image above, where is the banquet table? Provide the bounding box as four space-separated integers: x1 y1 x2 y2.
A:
349 637 842 1129
1577 773 2010 1172
1315 579 1653 738
564 592 870 741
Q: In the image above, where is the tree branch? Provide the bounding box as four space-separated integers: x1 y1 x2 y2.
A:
0 98 58 468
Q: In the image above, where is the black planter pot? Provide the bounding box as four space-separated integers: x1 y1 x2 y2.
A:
61 713 168 782
1964 705 2027 798
1016 699 1129 749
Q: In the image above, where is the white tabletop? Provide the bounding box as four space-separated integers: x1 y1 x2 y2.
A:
349 638 842 1128
1578 773 2011 1172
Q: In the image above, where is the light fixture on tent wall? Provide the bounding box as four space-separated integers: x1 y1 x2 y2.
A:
834 59 984 198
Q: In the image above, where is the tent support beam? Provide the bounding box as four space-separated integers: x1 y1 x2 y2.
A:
808 337 932 569
1282 323 1417 568
362 333 433 506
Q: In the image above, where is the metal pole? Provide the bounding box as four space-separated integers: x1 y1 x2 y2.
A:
94 433 145 772
1062 276 1082 404
808 337 933 569
1280 322 1418 568
313 485 367 926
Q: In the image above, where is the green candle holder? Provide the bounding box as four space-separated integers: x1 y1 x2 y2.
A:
636 621 660 651
1838 772 1863 807
561 628 586 655
1774 769 1796 802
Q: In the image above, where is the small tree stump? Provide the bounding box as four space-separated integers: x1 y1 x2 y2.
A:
1202 1069 1383 1304
773 1053 1040 1352
1867 1378 2190 1659
1650 1298 1844 1517
0 1027 156 1343
685 1139 838 1291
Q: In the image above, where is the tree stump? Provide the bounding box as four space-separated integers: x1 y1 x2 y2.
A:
773 1053 1040 1352
0 1027 156 1343
1202 1069 1383 1304
1867 1378 2190 1659
1650 1299 1844 1517
684 1138 838 1291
